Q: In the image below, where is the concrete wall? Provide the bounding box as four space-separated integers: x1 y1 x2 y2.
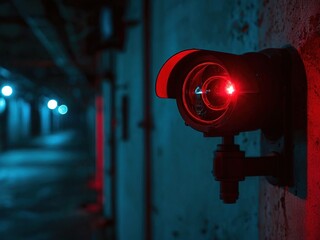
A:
115 0 145 237
111 0 262 239
86 103 96 150
258 1 320 239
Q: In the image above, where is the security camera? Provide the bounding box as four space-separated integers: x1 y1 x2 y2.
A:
155 47 307 203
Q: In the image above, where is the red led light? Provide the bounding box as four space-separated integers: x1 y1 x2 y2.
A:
226 83 235 95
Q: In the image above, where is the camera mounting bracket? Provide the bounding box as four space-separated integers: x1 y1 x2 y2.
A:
213 135 290 204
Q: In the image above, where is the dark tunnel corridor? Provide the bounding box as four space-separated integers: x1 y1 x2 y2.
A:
0 0 320 240
0 130 96 240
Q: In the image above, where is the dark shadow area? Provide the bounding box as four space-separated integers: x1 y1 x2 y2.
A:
0 129 97 240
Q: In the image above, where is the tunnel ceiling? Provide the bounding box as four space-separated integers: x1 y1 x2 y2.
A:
0 0 127 107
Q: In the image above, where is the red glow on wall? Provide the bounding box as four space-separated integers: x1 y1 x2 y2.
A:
95 95 104 204
303 36 320 240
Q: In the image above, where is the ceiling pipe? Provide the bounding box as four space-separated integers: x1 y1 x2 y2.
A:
11 0 86 84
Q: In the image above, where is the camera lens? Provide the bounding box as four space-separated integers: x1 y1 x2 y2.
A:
201 77 234 111
182 62 236 124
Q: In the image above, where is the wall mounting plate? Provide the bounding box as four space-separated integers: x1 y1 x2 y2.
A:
262 46 307 199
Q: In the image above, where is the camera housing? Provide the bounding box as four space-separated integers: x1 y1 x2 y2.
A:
156 48 289 139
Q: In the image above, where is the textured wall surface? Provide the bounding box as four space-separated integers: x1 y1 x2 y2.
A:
111 0 262 239
114 0 145 239
258 0 320 239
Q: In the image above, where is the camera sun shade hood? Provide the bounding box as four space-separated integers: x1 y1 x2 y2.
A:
156 49 199 99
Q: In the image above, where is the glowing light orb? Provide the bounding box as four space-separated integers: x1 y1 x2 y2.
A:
47 99 58 110
226 83 235 95
58 105 68 115
1 85 13 97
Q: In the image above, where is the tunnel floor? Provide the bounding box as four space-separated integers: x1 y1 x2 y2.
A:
0 130 97 240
